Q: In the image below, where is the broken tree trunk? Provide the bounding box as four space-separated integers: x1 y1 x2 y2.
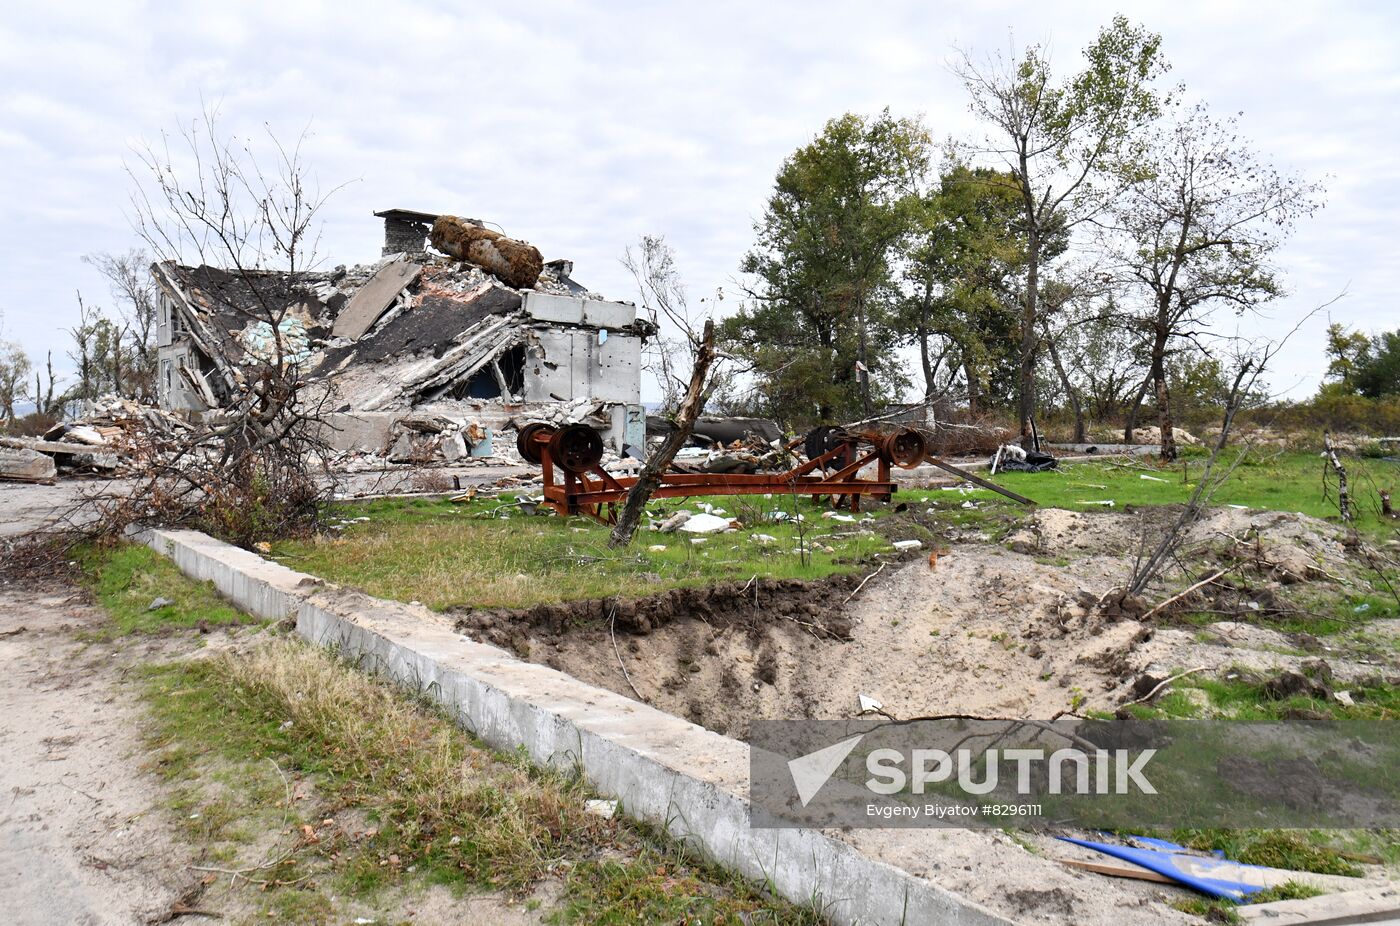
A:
430 216 544 290
609 319 716 548
1323 431 1350 523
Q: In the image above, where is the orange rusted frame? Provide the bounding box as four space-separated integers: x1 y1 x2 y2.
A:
537 439 898 525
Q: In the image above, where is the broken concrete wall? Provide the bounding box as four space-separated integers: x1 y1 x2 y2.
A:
522 327 640 405
155 342 211 413
0 446 57 483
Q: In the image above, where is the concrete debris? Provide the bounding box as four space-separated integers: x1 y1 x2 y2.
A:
679 513 733 534
891 539 923 552
657 512 692 533
147 597 174 611
857 693 883 714
331 259 422 340
0 446 58 483
151 209 654 458
583 799 618 820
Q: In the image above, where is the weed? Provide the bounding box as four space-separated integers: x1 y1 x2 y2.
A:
78 542 251 637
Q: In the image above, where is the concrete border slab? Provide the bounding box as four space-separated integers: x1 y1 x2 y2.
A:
140 527 1013 926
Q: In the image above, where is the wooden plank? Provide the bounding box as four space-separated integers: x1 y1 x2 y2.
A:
1058 858 1176 884
331 260 421 340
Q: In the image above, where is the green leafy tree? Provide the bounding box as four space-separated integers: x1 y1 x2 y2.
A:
726 110 929 424
953 15 1170 447
900 165 1030 412
1323 322 1375 391
1352 330 1400 399
0 340 31 424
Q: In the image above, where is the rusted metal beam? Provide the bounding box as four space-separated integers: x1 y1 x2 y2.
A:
925 457 1036 506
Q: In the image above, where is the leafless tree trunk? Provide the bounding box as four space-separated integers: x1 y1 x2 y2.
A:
1042 320 1085 442
610 319 716 548
1323 431 1350 523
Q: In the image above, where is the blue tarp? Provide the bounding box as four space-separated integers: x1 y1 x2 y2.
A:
1059 836 1279 901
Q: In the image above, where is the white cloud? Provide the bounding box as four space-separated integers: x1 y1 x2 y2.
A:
0 0 1395 402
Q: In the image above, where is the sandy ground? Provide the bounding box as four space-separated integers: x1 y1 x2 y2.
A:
0 585 212 926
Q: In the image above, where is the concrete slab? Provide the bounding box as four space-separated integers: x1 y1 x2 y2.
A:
332 260 422 340
522 291 585 325
139 527 1014 926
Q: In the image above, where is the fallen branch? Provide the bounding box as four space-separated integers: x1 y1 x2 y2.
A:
843 563 886 605
1126 666 1209 705
1140 568 1232 621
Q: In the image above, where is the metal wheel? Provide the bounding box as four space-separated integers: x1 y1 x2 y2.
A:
883 428 928 469
516 422 555 465
549 424 604 474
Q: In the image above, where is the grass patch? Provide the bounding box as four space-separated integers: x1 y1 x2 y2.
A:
1169 830 1362 877
1172 880 1323 923
272 493 899 610
79 541 252 637
907 450 1400 539
141 638 824 924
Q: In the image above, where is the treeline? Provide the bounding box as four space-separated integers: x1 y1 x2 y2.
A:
0 250 158 433
712 16 1343 459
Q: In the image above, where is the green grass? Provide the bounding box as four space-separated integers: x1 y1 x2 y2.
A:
1172 880 1324 923
78 542 254 637
1122 671 1400 721
907 449 1400 539
141 638 825 925
272 493 907 610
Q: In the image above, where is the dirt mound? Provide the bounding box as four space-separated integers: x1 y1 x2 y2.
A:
453 575 860 653
450 506 1387 740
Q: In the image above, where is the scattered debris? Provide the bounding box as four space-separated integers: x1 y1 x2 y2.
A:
857 694 883 714
583 799 618 820
680 513 734 534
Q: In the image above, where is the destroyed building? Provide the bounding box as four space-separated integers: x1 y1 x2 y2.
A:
152 211 653 460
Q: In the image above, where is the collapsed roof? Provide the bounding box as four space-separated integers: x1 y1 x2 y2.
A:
152 214 656 418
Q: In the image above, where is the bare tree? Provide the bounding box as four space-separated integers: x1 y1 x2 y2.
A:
1118 299 1334 603
1108 103 1323 460
79 105 351 545
32 351 58 418
624 235 693 414
83 249 160 403
953 16 1170 448
610 319 716 548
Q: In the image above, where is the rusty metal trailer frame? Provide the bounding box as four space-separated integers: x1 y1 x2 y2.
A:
517 424 929 525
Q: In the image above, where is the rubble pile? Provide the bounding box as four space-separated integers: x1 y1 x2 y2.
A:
0 395 195 482
153 209 655 462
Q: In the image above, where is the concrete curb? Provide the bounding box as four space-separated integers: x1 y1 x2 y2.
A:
141 527 1013 926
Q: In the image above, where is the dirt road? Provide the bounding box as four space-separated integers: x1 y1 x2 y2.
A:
0 585 209 926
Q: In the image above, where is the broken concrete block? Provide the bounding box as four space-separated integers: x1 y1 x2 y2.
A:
431 216 543 289
680 513 732 534
0 447 57 483
63 425 107 446
657 512 691 533
891 539 922 552
332 259 422 340
440 432 468 462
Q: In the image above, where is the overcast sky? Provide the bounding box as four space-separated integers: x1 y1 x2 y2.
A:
2 1 1395 402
